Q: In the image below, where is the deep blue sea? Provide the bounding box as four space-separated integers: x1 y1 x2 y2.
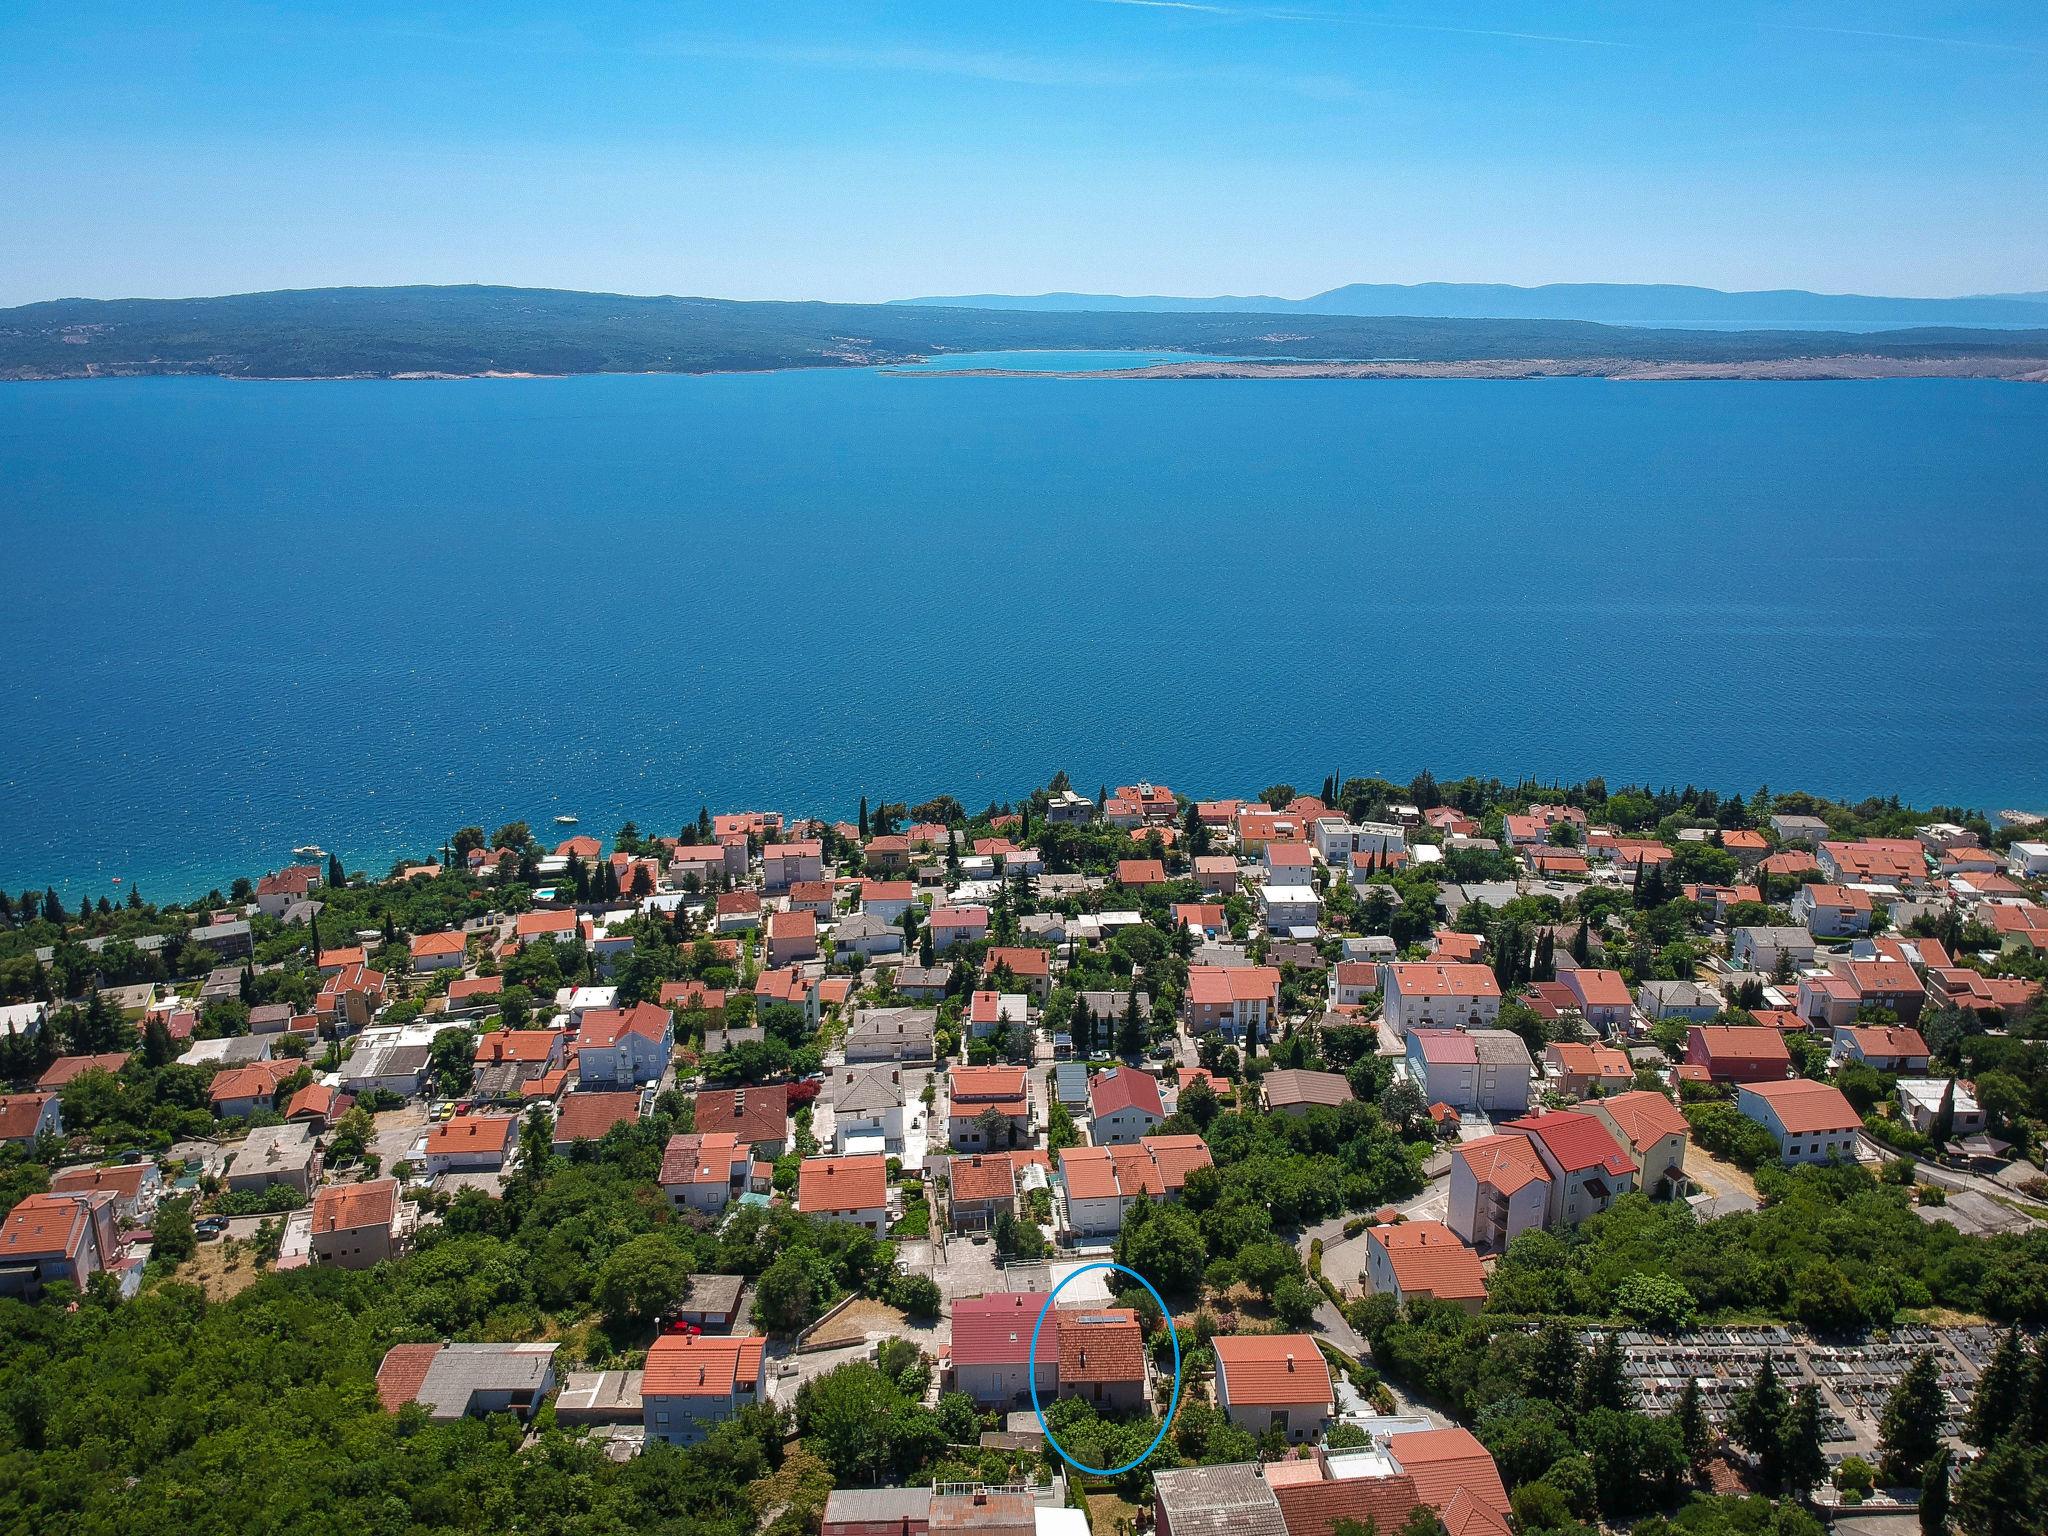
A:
3 368 2045 901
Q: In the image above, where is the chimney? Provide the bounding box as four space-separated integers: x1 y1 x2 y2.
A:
1285 1353 1296 1371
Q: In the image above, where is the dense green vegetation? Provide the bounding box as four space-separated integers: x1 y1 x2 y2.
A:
7 285 2046 380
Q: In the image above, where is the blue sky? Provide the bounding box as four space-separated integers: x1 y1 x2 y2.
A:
2 1 2043 305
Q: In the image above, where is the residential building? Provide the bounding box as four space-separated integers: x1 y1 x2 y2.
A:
1685 1025 1792 1084
1635 979 1722 1023
1586 1090 1690 1198
0 1190 120 1296
1832 1024 1930 1072
762 840 824 893
48 1161 162 1224
928 905 990 951
1184 965 1281 1041
209 1060 297 1119
0 1092 62 1146
1501 1112 1638 1227
948 1065 1030 1150
1258 884 1322 935
948 1291 1059 1406
694 1084 789 1155
659 1132 751 1216
1089 1068 1166 1144
1260 1068 1355 1115
1212 1333 1336 1440
795 1155 891 1234
1058 1136 1213 1236
1541 1042 1632 1098
1057 1307 1148 1412
1736 1079 1861 1165
1404 1030 1533 1115
765 909 819 967
830 1066 907 1151
642 1333 768 1445
1731 925 1816 975
846 1006 938 1063
1560 969 1634 1034
574 1002 674 1087
309 1177 407 1269
226 1121 322 1194
1363 1222 1488 1313
984 946 1053 999
949 1153 1023 1232
1896 1079 1987 1137
409 929 468 972
1447 1134 1551 1252
551 1090 642 1151
1377 963 1503 1036
425 1113 517 1174
377 1342 558 1421
1793 883 1876 938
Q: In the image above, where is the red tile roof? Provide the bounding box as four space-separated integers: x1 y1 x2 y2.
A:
1502 1112 1635 1177
552 1091 641 1144
575 1001 671 1049
1594 1090 1687 1150
311 1177 398 1234
1740 1078 1860 1135
1212 1333 1335 1406
1089 1067 1164 1120
376 1343 442 1411
796 1154 890 1214
1389 1428 1513 1523
1384 963 1502 1000
425 1115 516 1156
1453 1134 1550 1195
1370 1221 1488 1301
643 1333 766 1398
1058 1308 1146 1384
36 1052 131 1090
951 1291 1058 1367
695 1085 788 1146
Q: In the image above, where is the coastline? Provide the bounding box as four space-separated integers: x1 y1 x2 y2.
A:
9 353 2048 385
896 354 2048 383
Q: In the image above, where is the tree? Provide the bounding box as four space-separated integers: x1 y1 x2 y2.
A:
1114 1204 1206 1296
327 851 346 887
1675 1374 1711 1473
1118 989 1145 1058
794 1362 904 1484
1954 1438 2048 1536
1272 1275 1319 1328
1578 1331 1633 1413
754 1247 835 1334
1878 1351 1945 1486
1963 1327 2026 1448
1781 1385 1829 1498
1378 1078 1427 1137
140 1013 175 1068
592 1234 690 1328
1920 1446 1951 1536
1730 1356 1788 1487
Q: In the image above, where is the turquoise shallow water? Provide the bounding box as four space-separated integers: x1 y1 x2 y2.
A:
1 370 2044 899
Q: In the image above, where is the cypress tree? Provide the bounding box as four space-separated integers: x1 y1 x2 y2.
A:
1579 1330 1633 1412
1782 1384 1830 1497
1878 1351 1946 1486
1731 1356 1789 1486
1675 1375 1710 1473
327 852 345 888
858 796 869 839
1919 1446 1951 1536
1963 1326 2026 1447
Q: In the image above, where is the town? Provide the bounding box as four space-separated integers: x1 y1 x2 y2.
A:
3 773 2047 1536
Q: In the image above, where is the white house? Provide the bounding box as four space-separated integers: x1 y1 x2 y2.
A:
1211 1334 1336 1443
830 1066 908 1151
1447 1134 1551 1253
1257 884 1322 936
642 1334 766 1445
574 1002 673 1087
1404 1029 1532 1115
2009 842 2048 879
1736 1079 1861 1165
1088 1068 1166 1146
1377 962 1502 1036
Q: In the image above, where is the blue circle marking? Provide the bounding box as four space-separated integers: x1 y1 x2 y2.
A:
1028 1261 1183 1476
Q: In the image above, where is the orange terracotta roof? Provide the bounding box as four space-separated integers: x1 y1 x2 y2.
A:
1212 1333 1335 1406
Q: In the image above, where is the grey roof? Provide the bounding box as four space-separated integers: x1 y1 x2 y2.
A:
893 967 951 991
848 1006 938 1040
230 1121 319 1176
415 1342 558 1420
1469 1030 1536 1070
703 1026 765 1054
679 1272 746 1316
1638 979 1718 1007
191 920 252 942
1735 925 1811 946
1262 1068 1354 1107
1053 1062 1090 1103
1437 881 1518 914
1078 990 1149 1021
343 1042 431 1082
1152 1464 1288 1536
823 1489 935 1526
833 1066 905 1114
831 912 899 943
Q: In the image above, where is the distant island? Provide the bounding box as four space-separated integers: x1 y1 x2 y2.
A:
894 280 2048 332
3 284 2047 382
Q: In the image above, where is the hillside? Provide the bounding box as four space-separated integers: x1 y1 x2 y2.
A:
5 284 2048 380
895 280 2048 331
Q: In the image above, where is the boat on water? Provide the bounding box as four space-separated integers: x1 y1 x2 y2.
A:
554 815 579 825
293 844 326 858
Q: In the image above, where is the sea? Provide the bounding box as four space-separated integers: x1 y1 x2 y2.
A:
3 363 2045 901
